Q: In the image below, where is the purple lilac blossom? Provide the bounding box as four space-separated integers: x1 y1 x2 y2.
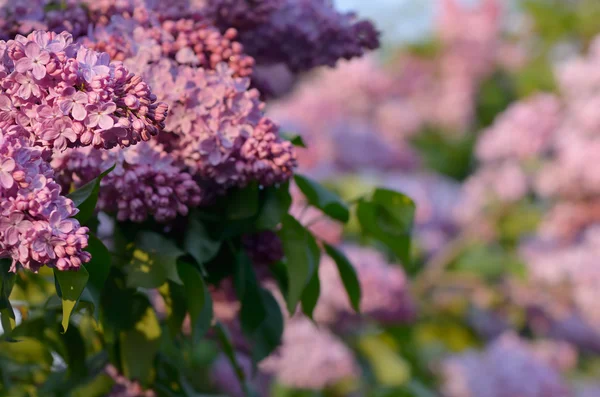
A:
0 127 90 272
210 0 379 73
440 332 570 397
53 143 203 223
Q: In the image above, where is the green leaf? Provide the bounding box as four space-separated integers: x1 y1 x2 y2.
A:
234 253 267 334
250 289 284 363
226 183 260 220
126 232 183 288
54 267 89 333
83 235 111 317
68 164 115 224
177 261 213 343
300 261 320 319
162 282 188 337
120 302 161 385
0 337 53 367
280 132 307 148
278 214 321 314
0 260 16 335
184 217 221 270
357 188 415 264
256 183 292 230
294 175 349 223
324 244 361 313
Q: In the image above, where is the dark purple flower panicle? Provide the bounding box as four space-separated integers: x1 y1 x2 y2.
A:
53 143 203 223
208 0 380 73
0 30 168 151
0 128 90 273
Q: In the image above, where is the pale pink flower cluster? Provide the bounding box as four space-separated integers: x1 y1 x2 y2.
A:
0 128 90 272
476 94 562 163
441 333 570 397
259 317 360 390
0 30 168 151
146 60 296 190
268 56 421 176
520 227 600 336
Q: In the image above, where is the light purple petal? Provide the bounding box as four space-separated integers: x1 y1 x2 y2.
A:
14 57 33 73
0 171 13 189
72 103 86 121
32 63 46 79
99 114 114 130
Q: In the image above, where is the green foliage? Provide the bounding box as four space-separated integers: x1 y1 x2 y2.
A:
294 174 350 222
324 244 361 313
67 164 115 224
278 214 321 314
410 128 475 181
54 267 89 332
0 259 16 335
177 261 213 344
357 189 416 265
125 232 183 288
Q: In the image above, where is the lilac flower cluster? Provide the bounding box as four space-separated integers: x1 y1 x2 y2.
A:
0 1 90 40
0 30 168 151
314 245 415 327
87 14 256 79
441 333 570 397
0 129 90 272
145 60 296 190
53 143 203 223
205 0 281 31
220 0 380 73
259 317 360 390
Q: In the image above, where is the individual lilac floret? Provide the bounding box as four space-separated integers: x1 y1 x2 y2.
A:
208 0 380 73
440 332 570 397
146 60 296 190
259 317 360 390
0 30 168 151
314 245 415 327
53 143 203 223
0 128 90 272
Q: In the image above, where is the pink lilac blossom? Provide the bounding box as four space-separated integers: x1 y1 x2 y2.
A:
268 57 420 177
314 245 415 327
476 94 562 163
52 143 203 223
259 317 360 390
0 128 90 272
85 14 256 79
144 59 296 190
0 30 168 152
454 162 529 228
0 1 90 40
217 0 380 73
440 332 570 397
520 227 600 336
